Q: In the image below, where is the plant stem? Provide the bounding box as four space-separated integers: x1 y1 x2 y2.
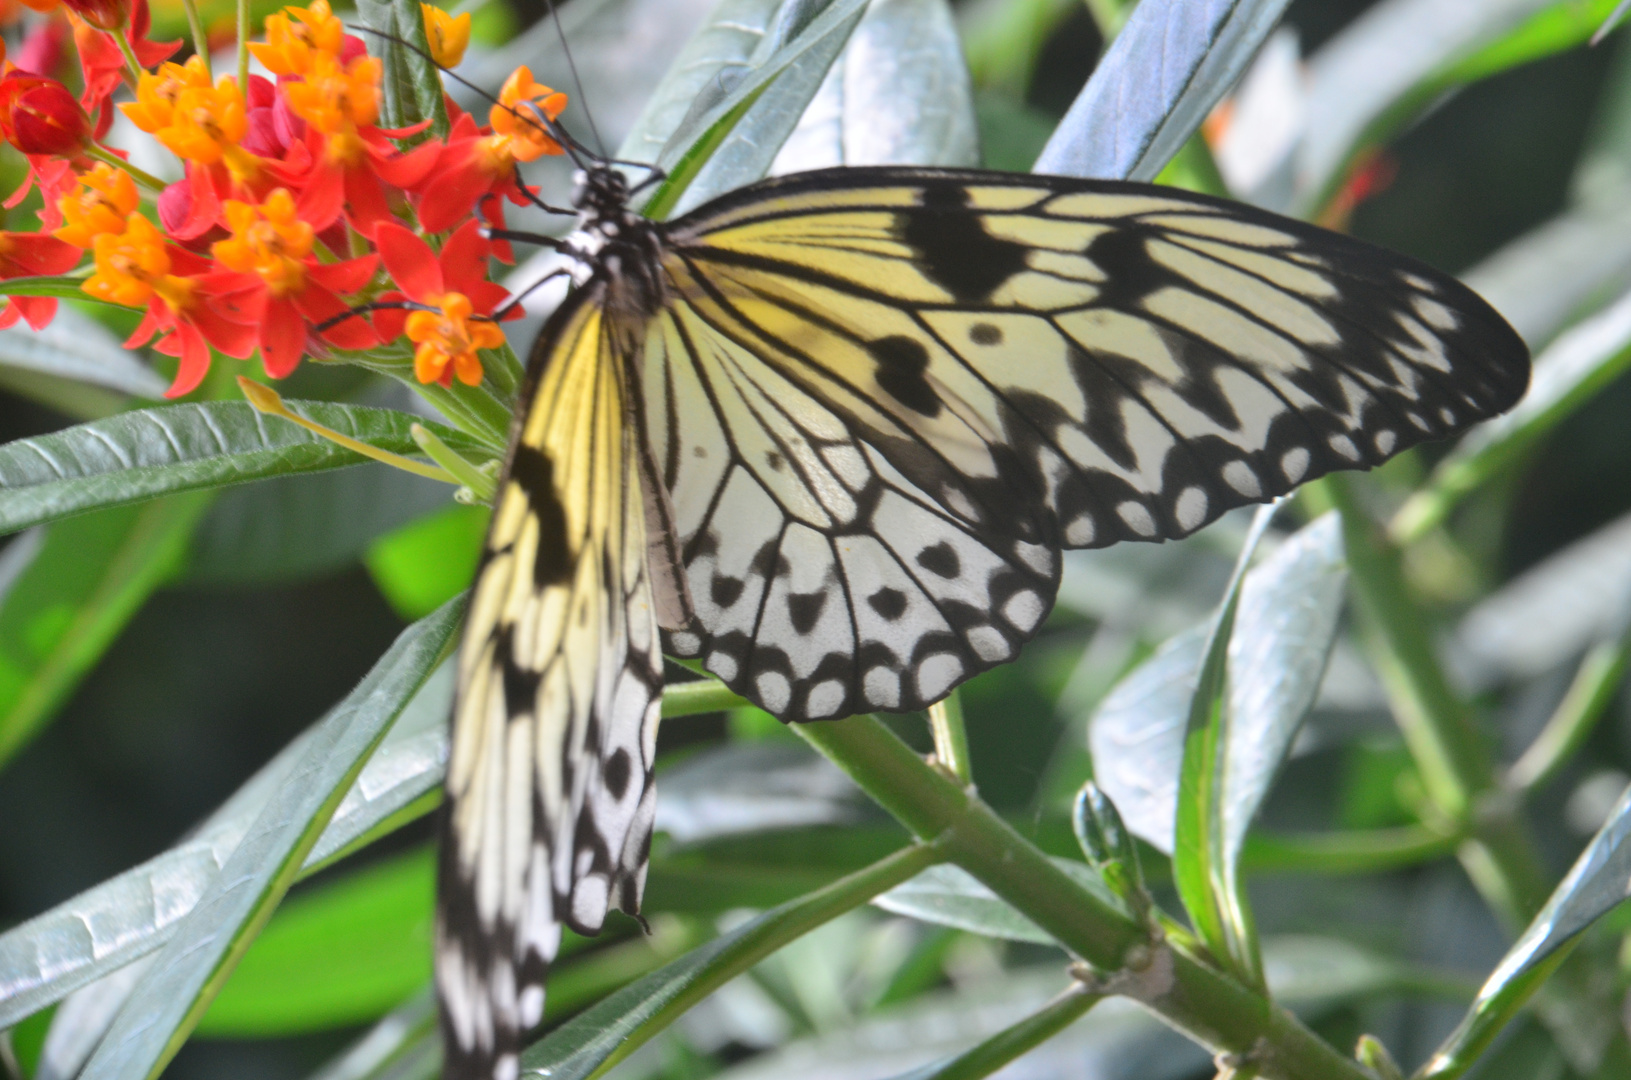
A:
182 0 211 77
237 0 251 94
915 983 1103 1080
662 679 748 718
589 841 946 1076
928 689 972 784
794 715 1374 1080
1312 476 1550 928
1508 635 1629 792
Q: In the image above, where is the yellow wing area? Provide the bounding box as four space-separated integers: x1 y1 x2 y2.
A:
436 288 662 1080
649 167 1529 722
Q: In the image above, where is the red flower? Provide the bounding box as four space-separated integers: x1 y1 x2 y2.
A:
0 231 81 329
206 188 381 378
373 220 515 385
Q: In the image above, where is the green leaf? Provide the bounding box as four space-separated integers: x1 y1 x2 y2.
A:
1034 0 1293 181
871 859 1124 944
74 598 463 1080
0 492 213 769
521 844 943 1080
0 307 167 400
197 848 435 1036
769 0 977 172
184 465 455 585
641 0 871 219
1393 289 1631 543
665 0 867 216
356 0 449 139
0 401 490 538
0 661 454 1034
365 502 489 620
1419 779 1631 1078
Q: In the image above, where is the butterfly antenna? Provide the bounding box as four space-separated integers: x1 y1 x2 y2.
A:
345 22 595 171
543 0 607 160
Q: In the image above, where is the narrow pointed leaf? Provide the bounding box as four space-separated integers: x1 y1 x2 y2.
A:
872 860 1124 944
1033 0 1292 181
671 0 867 215
0 402 489 537
1420 780 1631 1078
51 601 462 1080
0 308 167 399
0 660 453 1032
770 0 977 173
1090 513 1348 873
520 845 942 1080
301 988 438 1080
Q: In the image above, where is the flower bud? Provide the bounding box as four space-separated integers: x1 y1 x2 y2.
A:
0 74 92 156
62 0 130 32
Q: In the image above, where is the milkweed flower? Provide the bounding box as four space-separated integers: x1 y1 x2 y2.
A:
54 161 139 246
208 188 381 377
372 221 515 386
421 3 470 67
85 213 257 396
415 66 566 251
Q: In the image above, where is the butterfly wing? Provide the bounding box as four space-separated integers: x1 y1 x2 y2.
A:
648 167 1529 720
437 286 662 1080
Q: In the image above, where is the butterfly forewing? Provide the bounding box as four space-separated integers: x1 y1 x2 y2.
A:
650 168 1528 719
437 288 662 1080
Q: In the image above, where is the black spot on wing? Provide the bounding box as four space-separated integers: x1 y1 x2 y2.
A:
869 335 941 417
970 322 1002 345
868 586 907 621
902 183 1028 302
787 590 827 635
916 542 960 579
497 624 540 718
510 443 573 587
1084 225 1167 309
711 575 744 608
604 748 631 800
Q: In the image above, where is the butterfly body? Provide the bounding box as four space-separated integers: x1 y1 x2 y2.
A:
437 162 1530 1080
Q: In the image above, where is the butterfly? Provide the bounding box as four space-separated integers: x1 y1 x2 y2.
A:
432 151 1530 1079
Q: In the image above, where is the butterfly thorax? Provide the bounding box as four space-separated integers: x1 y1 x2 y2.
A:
561 165 666 317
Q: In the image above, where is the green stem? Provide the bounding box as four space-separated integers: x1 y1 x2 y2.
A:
85 146 166 193
1311 476 1550 928
237 0 251 95
591 841 946 1076
182 0 211 77
662 679 748 718
917 984 1103 1080
927 688 972 784
411 423 495 501
794 715 1374 1080
1508 637 1629 792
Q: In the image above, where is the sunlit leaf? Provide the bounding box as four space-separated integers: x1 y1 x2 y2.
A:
75 598 463 1080
0 402 488 537
1033 0 1292 181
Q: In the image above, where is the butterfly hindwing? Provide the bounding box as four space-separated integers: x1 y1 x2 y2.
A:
437 287 662 1080
649 167 1528 719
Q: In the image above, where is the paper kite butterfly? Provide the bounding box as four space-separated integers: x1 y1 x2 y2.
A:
433 142 1531 1078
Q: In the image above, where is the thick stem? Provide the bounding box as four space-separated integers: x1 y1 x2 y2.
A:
794 715 1374 1080
1314 477 1551 927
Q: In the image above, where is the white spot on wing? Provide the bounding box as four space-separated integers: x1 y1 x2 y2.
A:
1175 486 1209 531
757 671 791 713
1222 461 1260 497
1117 501 1156 536
1281 447 1310 482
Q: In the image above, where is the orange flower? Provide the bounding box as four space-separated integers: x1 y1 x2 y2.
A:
128 68 264 185
54 162 139 247
422 3 469 67
414 68 567 238
83 213 192 308
249 0 346 76
212 188 314 297
372 221 515 386
119 55 212 132
282 49 381 166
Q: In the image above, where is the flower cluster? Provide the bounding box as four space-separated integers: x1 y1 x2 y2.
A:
0 0 561 395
